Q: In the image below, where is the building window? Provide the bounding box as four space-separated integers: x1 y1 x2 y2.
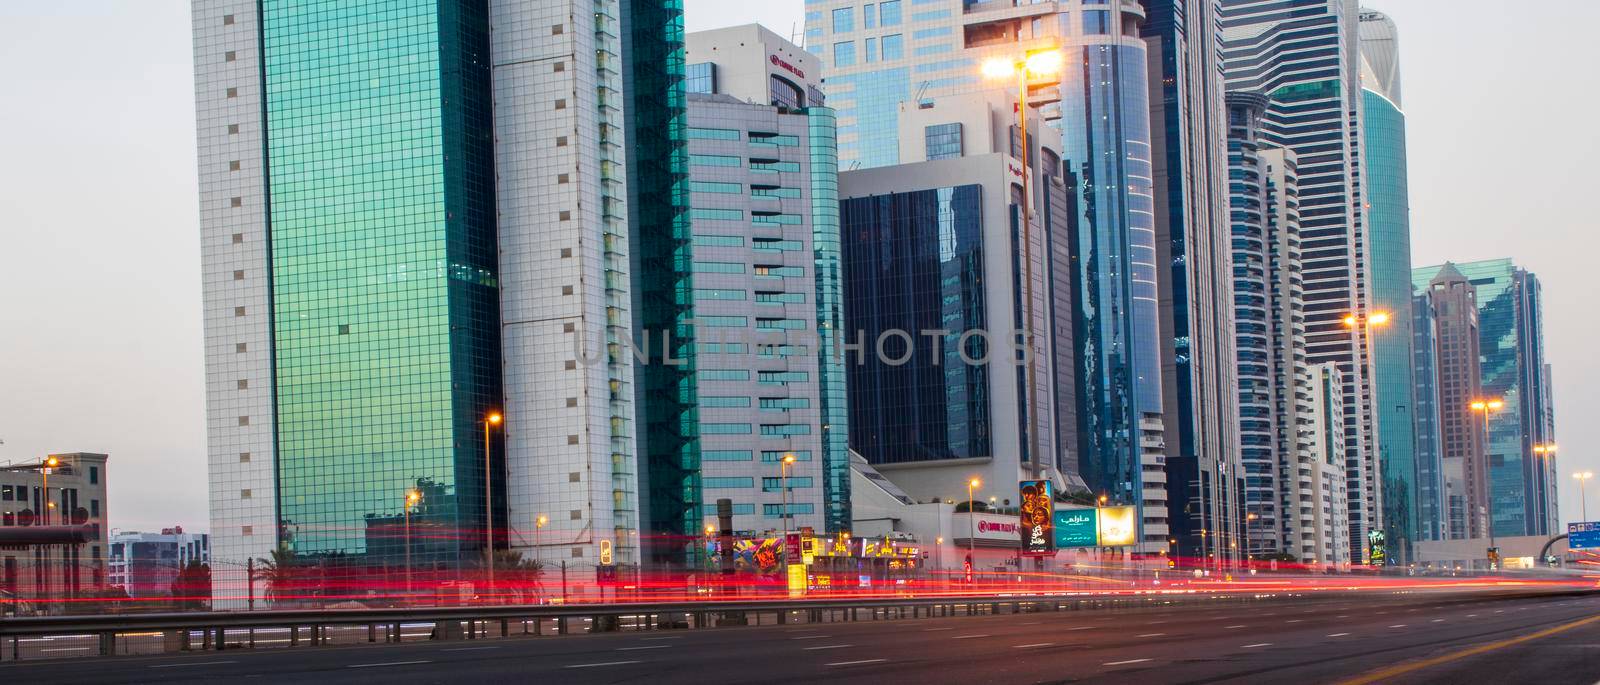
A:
831 7 854 33
704 477 756 489
686 62 717 94
770 75 804 109
89 466 98 485
925 123 963 160
865 37 877 63
881 34 904 60
1 485 11 501
239 452 251 463
879 0 902 26
833 41 856 68
760 423 812 436
702 423 753 435
241 525 253 536
864 3 876 29
1084 10 1112 35
241 489 252 499
763 503 815 517
763 476 814 491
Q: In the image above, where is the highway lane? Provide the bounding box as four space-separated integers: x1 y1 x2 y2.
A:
8 588 1600 684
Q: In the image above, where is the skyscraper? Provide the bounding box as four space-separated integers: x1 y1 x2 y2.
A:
677 24 850 538
1410 292 1447 541
1418 260 1558 538
196 0 688 604
1414 264 1487 540
1142 0 1244 568
1359 8 1420 564
196 0 503 608
1221 0 1376 562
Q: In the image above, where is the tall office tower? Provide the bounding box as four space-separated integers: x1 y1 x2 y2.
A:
678 25 850 537
1142 0 1244 568
1221 0 1377 562
1419 260 1557 538
1410 292 1448 541
1413 264 1487 540
838 90 1072 512
195 0 504 606
1307 363 1353 566
1358 8 1418 565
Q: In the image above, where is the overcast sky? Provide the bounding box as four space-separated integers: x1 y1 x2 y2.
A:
1 1 1596 535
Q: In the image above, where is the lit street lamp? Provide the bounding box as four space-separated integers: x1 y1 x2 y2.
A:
780 453 797 546
404 489 422 594
1575 471 1594 522
967 478 982 577
484 412 502 593
982 49 1063 479
1469 399 1504 562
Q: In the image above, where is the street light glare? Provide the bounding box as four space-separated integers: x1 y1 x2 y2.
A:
981 58 1015 79
1342 315 1358 327
1023 50 1064 75
487 412 502 425
1369 311 1391 325
1488 400 1504 410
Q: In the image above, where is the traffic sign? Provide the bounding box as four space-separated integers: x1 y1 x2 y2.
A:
1569 521 1600 550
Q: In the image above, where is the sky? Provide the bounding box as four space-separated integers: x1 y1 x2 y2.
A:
1 1 1597 535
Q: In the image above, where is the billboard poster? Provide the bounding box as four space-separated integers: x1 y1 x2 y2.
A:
1053 508 1099 548
1097 506 1137 547
1368 530 1386 566
1569 521 1600 550
1019 480 1055 555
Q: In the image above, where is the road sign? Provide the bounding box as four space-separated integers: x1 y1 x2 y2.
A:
1569 521 1600 550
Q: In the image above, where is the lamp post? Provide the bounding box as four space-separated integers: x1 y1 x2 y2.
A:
967 478 981 576
40 455 60 601
404 489 422 594
982 49 1063 480
1533 443 1559 526
780 453 797 546
1574 471 1594 523
1469 399 1504 562
1343 311 1390 564
484 412 502 594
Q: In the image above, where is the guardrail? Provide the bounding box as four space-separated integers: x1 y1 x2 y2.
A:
0 589 1325 661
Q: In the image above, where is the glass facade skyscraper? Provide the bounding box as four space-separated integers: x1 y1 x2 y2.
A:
1359 9 1420 565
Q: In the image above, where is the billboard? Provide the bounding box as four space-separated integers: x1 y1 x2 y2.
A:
1053 508 1098 548
1019 480 1055 555
1097 506 1137 547
1570 521 1600 550
1368 530 1386 566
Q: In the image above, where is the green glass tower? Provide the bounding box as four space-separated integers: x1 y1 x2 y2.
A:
262 0 502 565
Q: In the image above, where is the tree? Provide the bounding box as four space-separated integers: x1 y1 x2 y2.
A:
252 544 300 605
170 560 212 611
492 549 545 600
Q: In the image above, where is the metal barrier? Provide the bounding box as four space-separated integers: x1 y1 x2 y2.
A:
0 589 1352 661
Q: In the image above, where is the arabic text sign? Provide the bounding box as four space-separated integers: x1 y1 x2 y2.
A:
1053 508 1099 548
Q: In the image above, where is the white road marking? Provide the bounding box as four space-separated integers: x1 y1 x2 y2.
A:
1389 625 1407 629
1225 625 1247 629
1104 658 1153 666
640 636 682 641
1147 621 1168 625
1286 620 1302 624
793 635 833 640
1020 621 1043 625
1468 614 1478 617
564 661 643 669
952 634 990 640
1431 619 1445 623
1242 643 1271 648
1014 643 1054 649
347 660 432 669
442 646 500 652
617 645 671 651
1137 633 1166 638
1068 626 1095 631
1327 633 1350 637
804 644 855 651
924 627 955 632
827 659 888 667
149 661 238 669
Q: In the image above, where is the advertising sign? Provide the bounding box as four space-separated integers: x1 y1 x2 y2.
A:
1097 506 1137 547
1569 521 1600 550
1368 530 1386 566
1019 480 1055 556
1053 508 1099 548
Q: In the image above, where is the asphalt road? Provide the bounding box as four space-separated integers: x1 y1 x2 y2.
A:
9 588 1600 684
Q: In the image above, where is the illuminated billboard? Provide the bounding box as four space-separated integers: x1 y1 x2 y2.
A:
1097 506 1137 547
1053 508 1098 548
1019 480 1055 555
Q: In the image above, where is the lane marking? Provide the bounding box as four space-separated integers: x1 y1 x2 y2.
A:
564 660 643 669
1336 613 1600 685
617 645 671 651
442 646 500 652
1328 633 1350 637
1104 658 1153 666
1147 621 1168 625
1014 643 1055 649
1286 620 1303 624
1068 626 1095 631
804 644 854 651
347 660 432 669
641 636 682 641
792 635 833 640
1388 625 1407 629
149 661 238 669
1137 633 1166 638
1431 619 1445 623
1020 621 1043 625
827 659 888 667
1241 643 1272 648
952 634 990 640
1225 625 1247 629
924 627 954 632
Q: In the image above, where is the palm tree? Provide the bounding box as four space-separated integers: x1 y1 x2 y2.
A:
252 544 299 605
492 549 545 601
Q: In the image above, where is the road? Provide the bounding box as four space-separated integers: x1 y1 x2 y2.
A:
8 588 1600 684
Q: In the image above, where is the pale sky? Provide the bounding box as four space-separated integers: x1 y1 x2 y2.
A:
1 1 1596 535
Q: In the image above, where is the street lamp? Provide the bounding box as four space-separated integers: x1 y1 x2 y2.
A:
982 49 1063 480
535 514 548 561
404 489 422 594
1575 471 1595 522
484 412 502 593
967 478 981 576
780 453 797 545
1468 399 1504 560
